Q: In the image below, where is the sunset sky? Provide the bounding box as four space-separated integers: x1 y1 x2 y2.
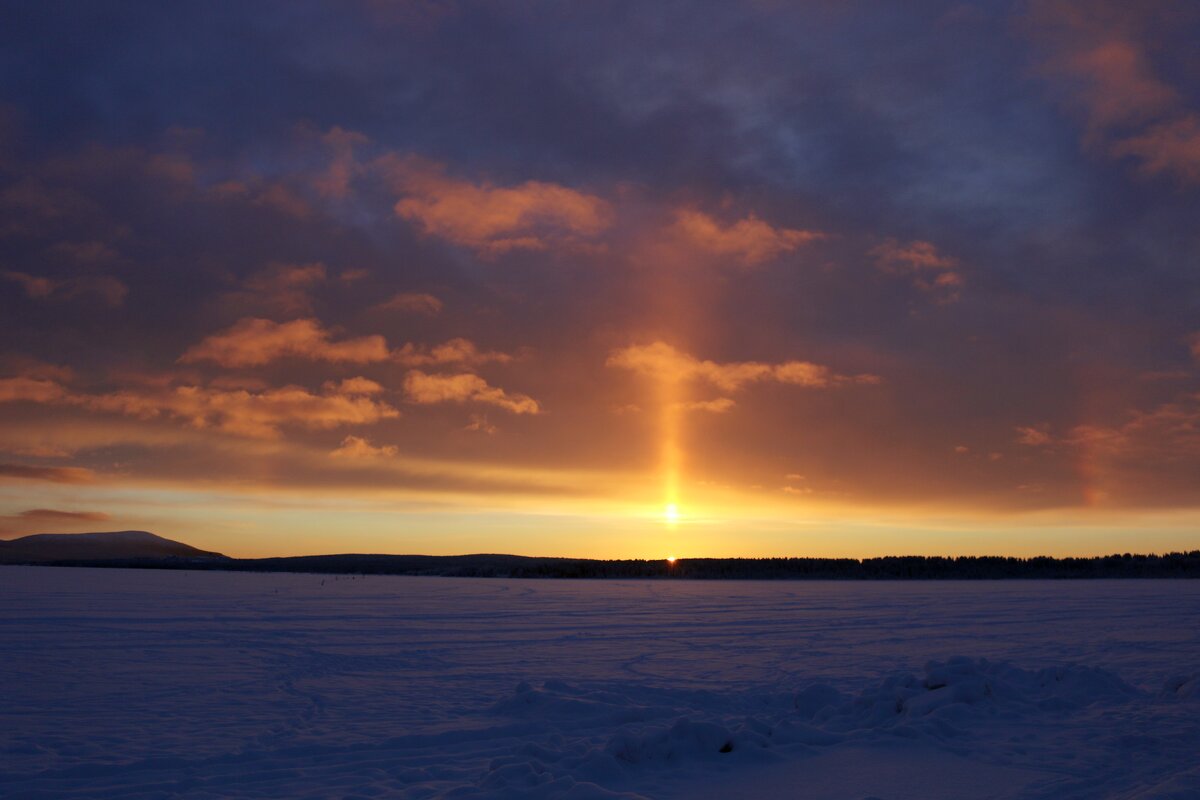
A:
1 1 1198 558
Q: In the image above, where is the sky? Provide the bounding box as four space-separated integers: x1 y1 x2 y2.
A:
1 0 1198 559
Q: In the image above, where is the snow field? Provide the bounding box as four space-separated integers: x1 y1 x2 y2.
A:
2 567 1198 798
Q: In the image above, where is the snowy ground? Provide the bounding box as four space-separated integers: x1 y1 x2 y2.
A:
2 567 1199 799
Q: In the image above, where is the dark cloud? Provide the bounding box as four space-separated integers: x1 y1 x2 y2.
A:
0 464 95 484
18 508 111 522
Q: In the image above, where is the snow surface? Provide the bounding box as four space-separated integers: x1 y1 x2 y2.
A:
2 567 1199 799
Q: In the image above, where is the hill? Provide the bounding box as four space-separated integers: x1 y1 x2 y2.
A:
0 531 227 563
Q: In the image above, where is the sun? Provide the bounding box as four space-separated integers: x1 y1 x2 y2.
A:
663 503 680 524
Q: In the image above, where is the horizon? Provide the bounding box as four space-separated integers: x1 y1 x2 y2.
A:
2 2 1199 560
5 528 1200 564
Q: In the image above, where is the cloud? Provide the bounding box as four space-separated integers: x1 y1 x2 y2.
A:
672 210 822 267
18 508 111 522
1016 425 1054 446
322 377 385 396
403 370 540 414
315 126 369 199
0 463 95 483
0 375 400 439
3 270 56 297
675 397 736 413
330 435 397 459
376 292 444 315
464 413 498 434
1029 1 1200 182
384 156 611 255
0 376 69 404
869 239 964 301
1191 332 1200 361
1112 115 1200 182
2 270 127 306
607 341 880 392
0 443 74 458
1062 393 1200 504
88 384 400 439
181 318 390 367
235 262 329 315
210 179 313 218
394 338 512 367
1068 395 1200 458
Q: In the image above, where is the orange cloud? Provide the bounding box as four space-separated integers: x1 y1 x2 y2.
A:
675 397 736 413
322 377 385 396
1030 1 1200 182
315 126 368 199
1060 38 1176 130
181 318 390 367
394 338 512 367
88 384 399 439
672 210 823 267
3 270 57 297
330 435 398 459
1112 115 1200 182
236 262 329 315
0 376 69 404
384 156 611 255
0 444 74 458
2 270 127 306
1065 393 1200 504
464 413 498 434
869 239 963 301
376 292 444 315
1016 424 1054 446
1069 395 1200 457
403 370 540 414
0 463 95 484
0 374 399 439
607 341 880 392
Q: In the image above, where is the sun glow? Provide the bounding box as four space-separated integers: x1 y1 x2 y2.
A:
664 503 680 524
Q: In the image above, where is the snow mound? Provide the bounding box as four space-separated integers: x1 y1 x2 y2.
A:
605 718 745 764
1161 673 1200 699
783 656 1137 745
478 657 1143 795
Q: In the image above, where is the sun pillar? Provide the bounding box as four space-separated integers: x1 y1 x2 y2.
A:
659 375 682 527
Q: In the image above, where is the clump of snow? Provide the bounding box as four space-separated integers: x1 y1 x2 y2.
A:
836 657 1137 728
1162 674 1200 699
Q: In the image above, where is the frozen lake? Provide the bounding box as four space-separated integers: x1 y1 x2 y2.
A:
2 567 1198 798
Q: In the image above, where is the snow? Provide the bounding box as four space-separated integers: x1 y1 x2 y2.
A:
1 567 1198 798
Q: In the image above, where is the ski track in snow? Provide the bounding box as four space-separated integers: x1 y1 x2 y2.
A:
1 567 1198 799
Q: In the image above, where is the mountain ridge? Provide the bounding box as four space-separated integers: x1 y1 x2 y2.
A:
0 530 227 562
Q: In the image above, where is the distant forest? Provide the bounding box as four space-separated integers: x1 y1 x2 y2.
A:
10 551 1200 579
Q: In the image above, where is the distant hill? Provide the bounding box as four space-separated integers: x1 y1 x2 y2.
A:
0 531 227 563
2 535 1200 578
